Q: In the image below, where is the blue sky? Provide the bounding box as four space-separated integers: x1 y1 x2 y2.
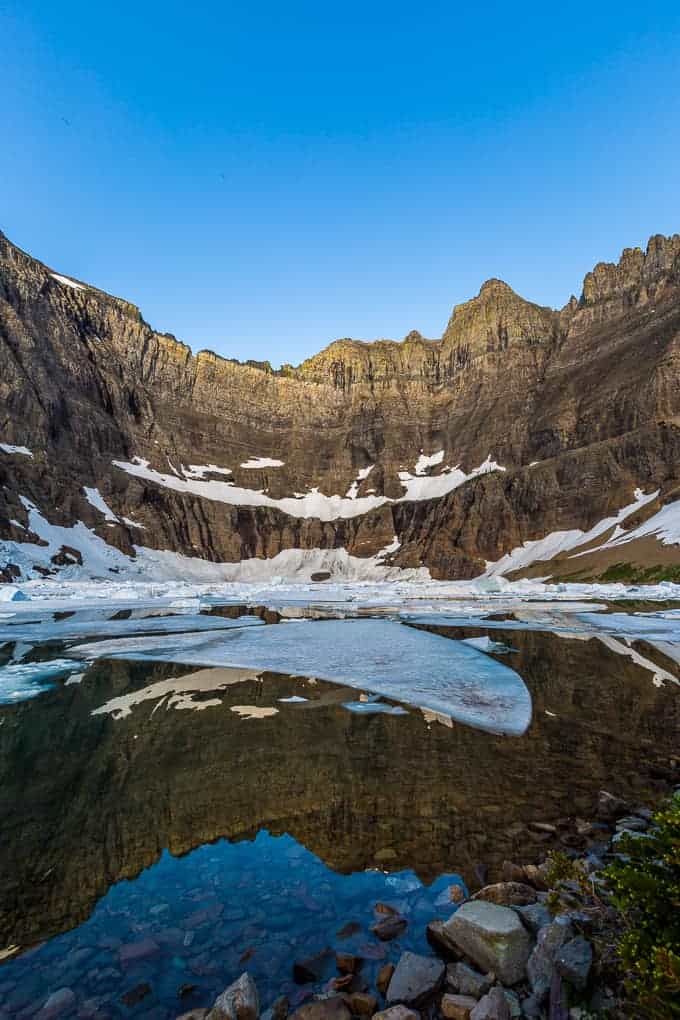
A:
3 2 680 365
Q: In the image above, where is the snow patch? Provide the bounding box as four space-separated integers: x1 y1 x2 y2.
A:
399 455 504 502
0 443 33 457
240 457 285 468
414 450 444 475
50 273 85 291
83 487 119 523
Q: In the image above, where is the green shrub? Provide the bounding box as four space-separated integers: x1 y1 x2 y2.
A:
604 794 680 1017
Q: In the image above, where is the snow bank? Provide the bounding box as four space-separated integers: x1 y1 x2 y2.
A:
0 443 33 457
50 273 85 291
83 486 119 523
398 455 504 502
485 488 659 576
240 457 285 468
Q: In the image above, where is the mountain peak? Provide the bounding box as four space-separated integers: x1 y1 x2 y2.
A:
478 278 514 297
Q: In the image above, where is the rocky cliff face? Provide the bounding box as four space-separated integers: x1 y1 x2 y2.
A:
1 228 679 581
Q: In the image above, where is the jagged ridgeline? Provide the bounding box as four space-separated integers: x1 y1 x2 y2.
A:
1 229 679 581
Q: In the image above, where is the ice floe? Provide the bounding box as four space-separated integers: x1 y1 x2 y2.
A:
75 618 533 736
0 658 87 704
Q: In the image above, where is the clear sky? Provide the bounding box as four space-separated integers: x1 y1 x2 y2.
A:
3 2 680 365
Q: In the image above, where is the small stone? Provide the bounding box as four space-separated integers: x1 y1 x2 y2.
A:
386 951 445 1007
179 984 199 999
555 937 592 990
290 997 351 1020
441 993 478 1019
441 902 531 985
501 862 526 884
119 937 160 966
372 1008 418 1020
121 982 151 1007
446 962 493 998
512 903 552 935
469 988 510 1020
596 790 629 822
522 865 549 891
176 1011 210 1020
527 918 574 1002
372 916 407 941
632 806 653 821
337 922 361 940
615 816 648 832
528 822 557 834
207 972 259 1020
376 963 395 996
471 883 536 907
435 884 466 907
347 993 377 1015
294 950 333 984
519 994 542 1019
336 953 362 974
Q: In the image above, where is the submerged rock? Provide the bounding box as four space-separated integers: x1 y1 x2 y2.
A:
372 915 408 941
442 901 531 985
290 998 351 1020
207 972 259 1020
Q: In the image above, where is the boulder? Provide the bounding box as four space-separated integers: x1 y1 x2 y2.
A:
555 936 592 990
470 988 510 1020
426 919 458 958
526 918 574 1002
386 951 445 1007
207 973 259 1020
441 993 478 1019
372 1008 418 1020
441 902 531 985
512 903 552 935
446 962 493 998
471 883 536 907
289 998 351 1020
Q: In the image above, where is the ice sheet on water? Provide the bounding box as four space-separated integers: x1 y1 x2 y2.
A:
0 610 263 645
74 619 533 736
462 636 515 654
0 658 87 704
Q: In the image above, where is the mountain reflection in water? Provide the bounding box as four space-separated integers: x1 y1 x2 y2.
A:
0 623 678 1017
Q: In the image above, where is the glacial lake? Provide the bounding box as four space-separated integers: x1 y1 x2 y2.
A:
0 596 679 1018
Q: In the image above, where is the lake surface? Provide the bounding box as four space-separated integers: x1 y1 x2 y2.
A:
0 597 678 1018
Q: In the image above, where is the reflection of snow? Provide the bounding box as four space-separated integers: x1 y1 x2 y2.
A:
92 666 258 719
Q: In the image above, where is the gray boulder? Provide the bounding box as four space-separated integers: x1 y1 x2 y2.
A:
470 988 511 1020
526 918 573 1002
207 973 259 1020
512 903 552 935
386 951 445 1007
446 961 494 998
442 901 531 985
555 936 593 990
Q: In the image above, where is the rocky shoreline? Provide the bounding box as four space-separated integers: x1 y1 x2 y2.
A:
172 789 675 1020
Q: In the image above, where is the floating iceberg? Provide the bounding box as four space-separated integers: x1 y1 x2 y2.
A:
76 619 533 736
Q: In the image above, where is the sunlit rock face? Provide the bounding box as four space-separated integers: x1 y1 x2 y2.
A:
1 229 680 580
